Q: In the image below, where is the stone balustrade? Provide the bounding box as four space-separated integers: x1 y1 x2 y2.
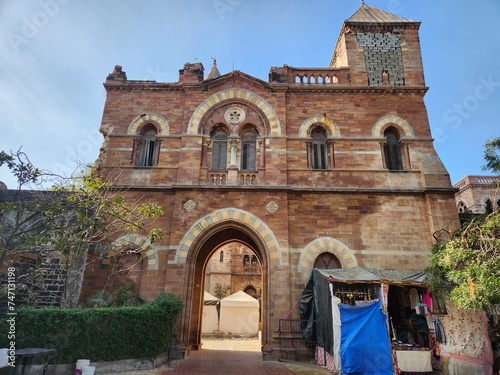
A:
269 65 350 85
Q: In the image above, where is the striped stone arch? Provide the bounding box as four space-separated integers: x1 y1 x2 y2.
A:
171 208 282 266
298 114 341 137
298 237 357 276
127 113 169 135
110 234 158 270
187 88 281 135
371 115 414 138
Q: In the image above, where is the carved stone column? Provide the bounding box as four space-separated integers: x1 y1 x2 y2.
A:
306 140 312 168
201 137 211 167
327 139 335 168
258 138 266 168
229 138 240 167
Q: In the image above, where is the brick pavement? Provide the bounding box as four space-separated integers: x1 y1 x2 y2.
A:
97 337 332 375
162 349 301 374
98 349 332 375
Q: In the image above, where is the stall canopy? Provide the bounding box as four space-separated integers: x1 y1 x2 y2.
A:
203 291 219 305
299 267 429 375
313 267 429 285
202 291 220 334
219 290 259 335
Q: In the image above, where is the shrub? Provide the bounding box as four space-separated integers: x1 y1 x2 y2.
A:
0 294 182 364
114 284 145 307
85 290 113 308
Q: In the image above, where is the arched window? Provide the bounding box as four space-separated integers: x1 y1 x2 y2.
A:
314 252 341 270
311 126 328 170
251 255 258 266
241 130 257 171
136 123 159 167
211 128 228 170
486 199 493 214
457 201 468 214
243 255 250 266
244 285 257 298
383 126 403 171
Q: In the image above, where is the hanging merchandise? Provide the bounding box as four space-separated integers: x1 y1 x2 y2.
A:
416 302 428 315
409 288 419 309
422 289 433 312
332 285 377 305
433 318 446 344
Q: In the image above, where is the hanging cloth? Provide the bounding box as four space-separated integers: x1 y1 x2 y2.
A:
409 288 419 308
433 318 446 344
422 290 433 312
329 283 342 372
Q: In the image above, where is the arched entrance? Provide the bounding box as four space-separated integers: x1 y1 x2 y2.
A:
202 242 262 342
175 208 280 354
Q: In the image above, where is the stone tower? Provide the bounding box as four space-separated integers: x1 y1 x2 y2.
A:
330 3 424 87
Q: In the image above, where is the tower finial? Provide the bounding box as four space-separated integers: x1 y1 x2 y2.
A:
361 0 365 4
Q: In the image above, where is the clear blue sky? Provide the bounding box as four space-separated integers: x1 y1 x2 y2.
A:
1 0 499 188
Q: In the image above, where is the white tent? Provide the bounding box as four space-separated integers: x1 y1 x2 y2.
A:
202 291 219 334
219 290 259 335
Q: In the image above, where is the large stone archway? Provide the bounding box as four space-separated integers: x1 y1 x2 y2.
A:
176 209 280 355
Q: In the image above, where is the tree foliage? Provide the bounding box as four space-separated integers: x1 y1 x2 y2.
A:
0 149 163 307
213 283 230 299
426 212 500 310
482 136 500 176
426 137 500 311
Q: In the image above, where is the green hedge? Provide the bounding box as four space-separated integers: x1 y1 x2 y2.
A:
0 293 182 364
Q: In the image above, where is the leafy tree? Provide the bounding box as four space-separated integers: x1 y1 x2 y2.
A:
213 283 230 299
426 213 500 310
0 149 163 307
426 137 500 310
482 136 500 176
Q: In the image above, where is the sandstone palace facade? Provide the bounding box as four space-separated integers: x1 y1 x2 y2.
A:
82 4 459 359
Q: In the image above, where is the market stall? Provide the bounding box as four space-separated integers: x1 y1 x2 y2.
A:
202 291 219 334
299 267 442 375
219 290 259 336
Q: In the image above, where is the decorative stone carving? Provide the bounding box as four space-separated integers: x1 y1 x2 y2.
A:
266 201 279 214
202 137 211 147
224 106 246 125
184 199 196 212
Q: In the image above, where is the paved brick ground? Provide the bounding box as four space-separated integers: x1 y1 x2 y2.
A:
97 337 332 375
98 349 332 375
163 349 300 374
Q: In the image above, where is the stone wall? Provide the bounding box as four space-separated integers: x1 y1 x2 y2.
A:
0 255 66 310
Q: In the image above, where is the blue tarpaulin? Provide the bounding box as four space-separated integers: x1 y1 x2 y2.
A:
339 300 393 375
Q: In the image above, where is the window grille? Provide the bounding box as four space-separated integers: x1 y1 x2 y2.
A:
383 127 403 171
311 128 328 170
241 131 257 171
211 130 228 170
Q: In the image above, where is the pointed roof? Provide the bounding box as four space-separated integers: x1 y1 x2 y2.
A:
204 291 219 305
347 3 415 23
205 58 221 80
220 290 259 307
204 291 218 302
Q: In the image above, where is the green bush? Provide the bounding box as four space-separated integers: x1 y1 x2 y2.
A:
0 293 182 364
